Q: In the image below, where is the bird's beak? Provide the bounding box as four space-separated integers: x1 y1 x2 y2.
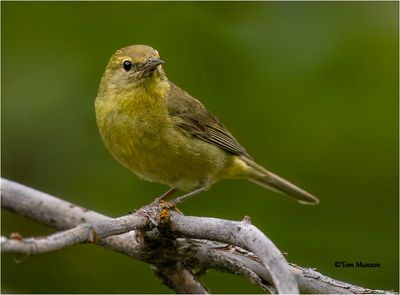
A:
141 58 164 72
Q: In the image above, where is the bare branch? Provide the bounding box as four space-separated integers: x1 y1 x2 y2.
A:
153 263 210 294
180 239 275 293
1 178 396 294
169 213 298 293
1 225 94 254
187 239 395 294
1 209 151 254
1 178 297 293
290 264 396 294
1 178 112 229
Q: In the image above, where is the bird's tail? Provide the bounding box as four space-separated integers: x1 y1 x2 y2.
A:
241 157 319 205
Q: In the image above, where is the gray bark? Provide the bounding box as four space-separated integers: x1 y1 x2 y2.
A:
1 178 396 294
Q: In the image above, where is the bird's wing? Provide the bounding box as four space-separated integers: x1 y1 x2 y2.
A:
166 82 250 158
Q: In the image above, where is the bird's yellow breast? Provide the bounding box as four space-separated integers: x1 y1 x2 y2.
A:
95 80 231 191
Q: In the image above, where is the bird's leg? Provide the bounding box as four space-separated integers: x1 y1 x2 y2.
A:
167 187 205 207
159 187 178 201
156 188 178 214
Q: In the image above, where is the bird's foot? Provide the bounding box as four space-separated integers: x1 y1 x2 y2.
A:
158 198 183 218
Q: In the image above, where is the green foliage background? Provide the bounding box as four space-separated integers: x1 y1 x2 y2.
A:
2 2 398 293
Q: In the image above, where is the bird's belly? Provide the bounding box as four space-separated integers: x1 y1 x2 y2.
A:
100 114 229 191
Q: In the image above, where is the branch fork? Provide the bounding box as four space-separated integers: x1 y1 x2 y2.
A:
1 178 396 294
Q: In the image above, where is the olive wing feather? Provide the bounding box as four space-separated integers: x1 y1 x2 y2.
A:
166 83 250 158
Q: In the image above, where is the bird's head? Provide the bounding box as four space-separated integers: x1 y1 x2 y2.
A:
102 45 166 93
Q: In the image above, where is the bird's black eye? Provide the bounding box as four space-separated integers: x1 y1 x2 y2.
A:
123 60 132 71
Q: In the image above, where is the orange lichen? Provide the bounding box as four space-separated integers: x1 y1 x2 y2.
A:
159 208 170 223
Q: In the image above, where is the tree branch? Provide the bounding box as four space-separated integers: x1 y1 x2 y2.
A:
168 214 298 293
153 263 211 294
1 178 396 294
1 178 297 293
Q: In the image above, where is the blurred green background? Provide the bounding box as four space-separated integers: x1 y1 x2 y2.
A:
1 1 398 293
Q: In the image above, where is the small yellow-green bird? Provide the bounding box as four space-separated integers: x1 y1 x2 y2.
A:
95 45 319 205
